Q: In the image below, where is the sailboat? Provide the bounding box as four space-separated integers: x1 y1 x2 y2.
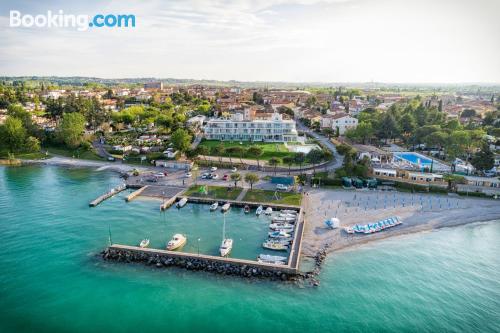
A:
219 213 233 257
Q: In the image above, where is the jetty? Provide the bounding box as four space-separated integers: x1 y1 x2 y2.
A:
89 184 127 207
125 186 149 202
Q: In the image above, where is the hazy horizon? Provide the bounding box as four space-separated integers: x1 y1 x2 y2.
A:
1 0 499 84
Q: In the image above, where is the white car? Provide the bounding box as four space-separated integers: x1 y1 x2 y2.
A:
201 173 210 179
276 184 288 191
154 173 165 178
211 174 219 179
210 166 218 172
231 167 237 172
185 172 192 178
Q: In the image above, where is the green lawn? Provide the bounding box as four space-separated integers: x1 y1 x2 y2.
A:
44 146 104 161
242 189 302 206
184 185 243 200
0 151 50 160
198 140 297 162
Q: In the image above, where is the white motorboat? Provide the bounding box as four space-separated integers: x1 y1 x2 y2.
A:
281 209 297 214
139 238 150 248
255 205 263 216
221 202 231 212
244 205 250 214
262 241 288 251
219 213 233 257
210 202 219 211
278 213 296 218
176 197 188 208
258 254 287 265
166 234 187 250
264 207 273 215
268 230 292 238
269 223 295 231
272 216 296 223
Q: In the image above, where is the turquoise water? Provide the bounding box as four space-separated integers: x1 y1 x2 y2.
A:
394 152 433 165
1 165 499 333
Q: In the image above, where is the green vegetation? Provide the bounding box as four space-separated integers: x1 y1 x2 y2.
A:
198 140 294 161
184 185 242 200
242 189 302 206
44 145 103 161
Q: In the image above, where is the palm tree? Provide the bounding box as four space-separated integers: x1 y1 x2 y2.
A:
217 142 225 164
294 152 306 174
196 146 209 165
283 156 294 175
268 157 281 175
247 146 263 169
230 173 241 188
306 149 325 175
244 173 259 190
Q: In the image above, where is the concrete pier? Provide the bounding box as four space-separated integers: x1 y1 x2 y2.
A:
89 184 127 207
125 186 149 202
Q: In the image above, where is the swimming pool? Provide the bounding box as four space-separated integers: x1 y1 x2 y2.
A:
394 152 433 165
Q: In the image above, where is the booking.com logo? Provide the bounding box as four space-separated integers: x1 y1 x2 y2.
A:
9 10 136 31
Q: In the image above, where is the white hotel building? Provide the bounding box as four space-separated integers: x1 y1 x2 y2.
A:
204 113 298 142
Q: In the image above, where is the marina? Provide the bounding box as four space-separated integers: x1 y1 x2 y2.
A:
88 184 127 207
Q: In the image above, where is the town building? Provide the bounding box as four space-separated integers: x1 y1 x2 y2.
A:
144 81 163 90
204 112 298 142
321 113 358 135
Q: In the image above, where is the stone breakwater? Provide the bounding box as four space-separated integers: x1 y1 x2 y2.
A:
102 247 302 282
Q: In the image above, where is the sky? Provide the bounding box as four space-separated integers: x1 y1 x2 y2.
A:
0 0 499 83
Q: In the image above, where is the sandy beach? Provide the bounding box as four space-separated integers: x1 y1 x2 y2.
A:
301 188 500 257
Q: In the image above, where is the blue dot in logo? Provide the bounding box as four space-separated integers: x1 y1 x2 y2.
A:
89 22 93 27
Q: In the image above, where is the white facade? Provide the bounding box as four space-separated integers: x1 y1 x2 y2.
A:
204 112 298 142
331 115 358 135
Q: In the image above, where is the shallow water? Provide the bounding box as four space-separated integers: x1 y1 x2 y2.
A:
1 165 499 333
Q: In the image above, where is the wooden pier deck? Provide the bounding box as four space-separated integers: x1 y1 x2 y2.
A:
89 184 127 207
125 186 149 202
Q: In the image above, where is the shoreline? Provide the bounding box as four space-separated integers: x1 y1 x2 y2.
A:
301 189 500 258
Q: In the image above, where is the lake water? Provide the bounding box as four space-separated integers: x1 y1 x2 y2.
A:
1 165 499 333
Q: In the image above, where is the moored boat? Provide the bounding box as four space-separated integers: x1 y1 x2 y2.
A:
221 202 231 212
268 230 292 238
258 254 287 265
278 213 296 218
272 216 296 223
262 241 288 251
264 207 273 215
269 223 294 231
166 234 187 250
139 238 150 248
176 197 188 208
219 238 233 257
210 202 219 211
281 209 297 214
256 205 263 216
244 205 250 214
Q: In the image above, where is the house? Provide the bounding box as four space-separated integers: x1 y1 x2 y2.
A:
328 113 358 135
187 115 206 129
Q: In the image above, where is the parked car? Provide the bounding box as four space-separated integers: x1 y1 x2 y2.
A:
231 167 237 172
211 174 219 179
107 156 115 161
222 174 229 181
210 167 218 172
154 173 165 177
185 172 192 178
201 173 210 179
276 184 288 191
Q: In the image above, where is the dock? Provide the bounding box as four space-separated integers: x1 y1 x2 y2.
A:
89 184 127 207
125 186 149 202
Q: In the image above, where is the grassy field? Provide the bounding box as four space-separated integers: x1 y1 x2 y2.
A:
242 189 302 206
198 140 297 162
184 185 243 200
0 151 49 160
44 146 104 161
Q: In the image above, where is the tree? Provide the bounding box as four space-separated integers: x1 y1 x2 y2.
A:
268 157 281 175
294 152 306 173
196 145 209 164
446 130 470 158
7 104 33 132
58 112 86 148
247 146 263 169
471 143 494 172
230 173 241 187
400 114 416 139
244 173 259 190
171 128 192 152
0 117 26 152
24 136 40 152
461 109 476 118
283 156 295 175
377 113 398 143
443 174 465 192
306 149 325 175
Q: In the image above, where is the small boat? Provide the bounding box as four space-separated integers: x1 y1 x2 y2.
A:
256 205 263 216
244 205 250 214
219 238 233 257
269 223 295 231
166 234 187 250
219 213 233 257
272 216 296 223
324 217 340 229
278 213 296 218
262 241 288 251
264 207 273 215
176 197 188 208
258 254 287 265
281 209 297 214
210 202 219 211
139 239 150 248
221 202 231 212
268 230 292 238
